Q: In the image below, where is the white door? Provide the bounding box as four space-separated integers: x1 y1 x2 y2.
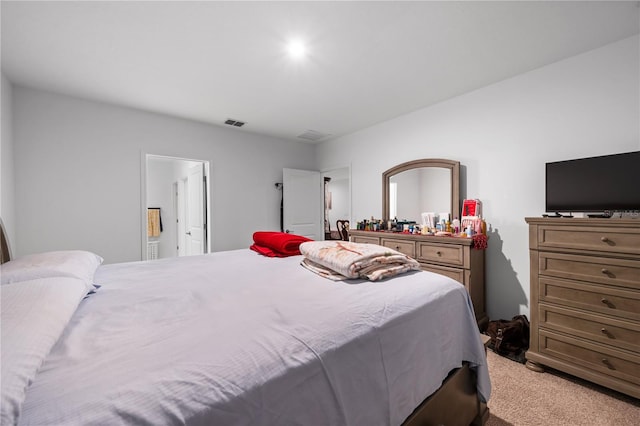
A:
185 164 205 255
283 168 323 240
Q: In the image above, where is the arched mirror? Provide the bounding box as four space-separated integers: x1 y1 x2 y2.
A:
382 159 460 222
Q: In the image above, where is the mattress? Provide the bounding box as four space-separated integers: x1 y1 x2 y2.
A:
17 249 490 425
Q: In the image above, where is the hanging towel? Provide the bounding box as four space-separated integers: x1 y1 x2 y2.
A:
147 208 162 237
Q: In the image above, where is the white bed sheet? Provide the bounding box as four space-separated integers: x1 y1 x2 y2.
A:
19 249 490 426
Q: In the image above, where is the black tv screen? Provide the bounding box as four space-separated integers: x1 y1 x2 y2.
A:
545 151 640 213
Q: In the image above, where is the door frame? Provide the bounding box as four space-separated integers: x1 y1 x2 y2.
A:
140 153 211 260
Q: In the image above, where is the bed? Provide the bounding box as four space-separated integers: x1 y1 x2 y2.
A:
0 223 490 426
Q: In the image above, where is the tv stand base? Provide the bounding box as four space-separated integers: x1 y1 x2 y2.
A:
542 212 573 218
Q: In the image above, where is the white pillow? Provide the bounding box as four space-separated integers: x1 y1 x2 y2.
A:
0 250 103 288
1 276 89 424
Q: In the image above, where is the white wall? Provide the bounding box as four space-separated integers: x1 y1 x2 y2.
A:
12 88 315 263
316 35 640 321
1 72 16 251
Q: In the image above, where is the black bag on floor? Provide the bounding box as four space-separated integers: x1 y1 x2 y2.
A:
485 314 530 363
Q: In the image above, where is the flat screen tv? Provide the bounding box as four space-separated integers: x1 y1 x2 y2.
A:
545 151 640 214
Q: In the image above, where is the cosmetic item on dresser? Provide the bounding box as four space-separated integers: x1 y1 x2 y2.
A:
422 212 435 229
524 217 640 399
452 218 460 234
349 229 487 329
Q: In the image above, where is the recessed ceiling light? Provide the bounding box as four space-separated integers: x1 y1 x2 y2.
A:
287 39 307 59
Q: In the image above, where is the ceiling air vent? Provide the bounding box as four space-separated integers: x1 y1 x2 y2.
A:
297 129 330 142
224 118 245 127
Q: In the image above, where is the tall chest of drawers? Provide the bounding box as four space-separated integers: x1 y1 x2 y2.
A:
349 229 487 329
525 218 640 399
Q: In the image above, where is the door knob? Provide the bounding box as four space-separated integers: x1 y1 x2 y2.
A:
600 328 612 338
186 231 192 235
601 298 614 308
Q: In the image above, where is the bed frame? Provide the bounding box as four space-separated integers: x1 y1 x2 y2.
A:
0 219 488 425
0 219 11 265
402 363 489 426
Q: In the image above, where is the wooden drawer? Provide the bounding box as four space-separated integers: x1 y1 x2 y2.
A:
420 263 465 284
539 330 640 385
537 225 640 256
351 235 380 245
539 252 640 290
539 303 640 353
539 277 640 322
350 229 486 329
417 242 464 267
381 238 415 258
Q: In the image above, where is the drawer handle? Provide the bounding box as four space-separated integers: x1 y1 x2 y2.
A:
601 358 615 370
601 298 614 308
600 328 612 337
601 268 610 275
600 236 610 243
395 246 400 251
436 251 442 256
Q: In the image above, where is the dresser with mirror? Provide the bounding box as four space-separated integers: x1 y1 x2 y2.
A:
349 158 487 329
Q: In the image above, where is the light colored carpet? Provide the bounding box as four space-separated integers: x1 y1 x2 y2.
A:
485 350 640 426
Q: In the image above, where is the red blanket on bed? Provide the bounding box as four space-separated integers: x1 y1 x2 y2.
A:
250 231 313 257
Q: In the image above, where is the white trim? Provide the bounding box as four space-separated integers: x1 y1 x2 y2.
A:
140 152 148 261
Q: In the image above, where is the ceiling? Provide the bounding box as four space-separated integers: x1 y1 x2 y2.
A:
2 1 639 143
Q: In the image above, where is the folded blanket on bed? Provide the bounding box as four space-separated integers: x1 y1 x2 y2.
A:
250 231 312 257
299 241 421 281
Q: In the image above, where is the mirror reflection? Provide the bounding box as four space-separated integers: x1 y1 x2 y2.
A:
389 167 451 221
383 159 460 223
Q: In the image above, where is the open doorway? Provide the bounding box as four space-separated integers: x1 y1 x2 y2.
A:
281 165 351 241
143 154 210 260
322 166 351 240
